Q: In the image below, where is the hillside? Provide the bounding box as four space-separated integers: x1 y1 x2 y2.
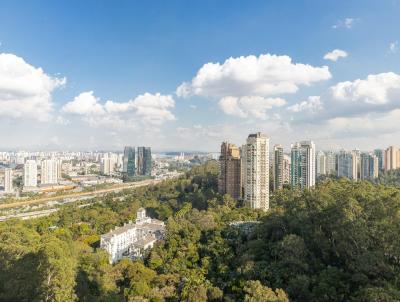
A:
1 162 400 301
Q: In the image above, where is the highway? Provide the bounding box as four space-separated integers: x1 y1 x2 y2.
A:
0 179 162 211
0 208 58 222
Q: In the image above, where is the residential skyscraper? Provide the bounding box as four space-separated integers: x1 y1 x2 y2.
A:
360 153 379 180
24 160 37 188
291 141 316 189
316 151 326 177
326 151 337 176
374 149 384 172
101 153 117 176
384 146 399 171
243 133 269 211
337 150 353 179
137 147 152 176
291 143 301 188
218 142 241 200
273 144 284 191
123 146 136 177
57 159 62 180
4 168 13 193
41 159 59 184
351 149 361 181
283 154 291 186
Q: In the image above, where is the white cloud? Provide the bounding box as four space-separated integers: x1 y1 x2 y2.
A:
218 97 246 118
131 93 175 125
284 71 400 148
219 96 286 119
62 91 105 115
331 72 400 105
288 96 323 113
0 53 65 121
62 91 175 128
177 53 331 98
389 41 398 53
323 49 348 61
332 17 356 29
325 109 400 137
104 100 132 113
288 72 400 127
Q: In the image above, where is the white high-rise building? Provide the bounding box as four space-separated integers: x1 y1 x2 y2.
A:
326 151 336 176
24 160 38 188
4 168 13 193
41 159 59 185
243 132 269 211
316 151 326 177
291 141 316 189
57 159 62 180
273 145 284 191
351 149 361 181
117 154 124 171
101 154 117 176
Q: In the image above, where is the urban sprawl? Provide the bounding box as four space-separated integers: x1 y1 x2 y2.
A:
0 147 210 197
0 136 396 263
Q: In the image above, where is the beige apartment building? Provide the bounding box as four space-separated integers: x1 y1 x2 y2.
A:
384 146 400 171
218 142 241 200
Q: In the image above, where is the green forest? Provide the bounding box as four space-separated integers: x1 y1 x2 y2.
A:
1 161 400 302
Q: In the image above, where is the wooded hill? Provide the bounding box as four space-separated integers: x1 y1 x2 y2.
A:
1 161 400 301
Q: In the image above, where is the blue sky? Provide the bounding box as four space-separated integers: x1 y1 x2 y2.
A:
0 0 399 151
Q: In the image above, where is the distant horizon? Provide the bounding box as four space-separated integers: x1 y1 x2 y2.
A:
0 148 219 154
0 143 393 154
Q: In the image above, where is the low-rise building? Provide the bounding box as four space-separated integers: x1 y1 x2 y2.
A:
100 208 165 264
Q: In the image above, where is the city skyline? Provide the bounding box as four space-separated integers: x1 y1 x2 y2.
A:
1 1 400 151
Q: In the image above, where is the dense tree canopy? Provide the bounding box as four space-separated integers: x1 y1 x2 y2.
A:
1 162 400 301
375 169 400 187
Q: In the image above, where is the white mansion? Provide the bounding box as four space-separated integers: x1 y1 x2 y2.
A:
100 208 165 264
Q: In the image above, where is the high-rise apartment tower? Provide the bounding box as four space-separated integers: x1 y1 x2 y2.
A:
243 133 269 211
218 142 241 200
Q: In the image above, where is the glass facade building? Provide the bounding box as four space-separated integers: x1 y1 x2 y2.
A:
123 146 136 177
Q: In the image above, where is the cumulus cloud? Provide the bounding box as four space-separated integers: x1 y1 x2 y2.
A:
62 91 105 115
177 53 331 98
281 108 400 150
286 71 400 146
104 100 132 113
288 96 323 113
0 53 65 121
330 72 400 105
219 96 286 119
325 109 400 138
131 93 175 124
323 49 348 61
62 91 175 128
